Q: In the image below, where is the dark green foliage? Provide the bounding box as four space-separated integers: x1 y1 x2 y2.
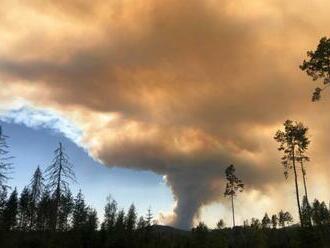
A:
261 213 271 229
18 187 31 231
0 126 13 188
2 188 18 230
300 37 330 101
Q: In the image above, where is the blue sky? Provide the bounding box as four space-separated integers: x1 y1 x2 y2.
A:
0 120 173 222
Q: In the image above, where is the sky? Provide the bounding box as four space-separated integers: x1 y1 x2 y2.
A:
0 0 330 229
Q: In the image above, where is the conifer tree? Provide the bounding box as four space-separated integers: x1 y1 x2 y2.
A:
146 207 153 227
216 219 225 229
2 188 18 230
261 213 271 228
103 195 117 231
224 164 244 227
58 190 74 231
86 207 98 232
0 126 13 188
300 37 330 101
125 204 137 232
137 216 147 230
18 187 31 230
29 166 44 229
271 214 278 229
274 120 308 226
72 190 88 231
45 142 76 231
36 189 52 231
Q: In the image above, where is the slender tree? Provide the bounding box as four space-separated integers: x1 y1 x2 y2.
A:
102 195 118 232
45 142 76 231
224 164 244 227
29 166 44 229
2 188 18 230
262 213 271 228
0 126 13 188
72 190 88 231
274 120 308 226
125 204 137 232
271 214 278 229
18 187 31 230
146 206 153 227
300 37 330 101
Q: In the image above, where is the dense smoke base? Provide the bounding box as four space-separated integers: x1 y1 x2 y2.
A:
1 0 330 229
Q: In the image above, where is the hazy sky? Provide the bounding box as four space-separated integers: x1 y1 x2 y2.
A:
0 0 330 229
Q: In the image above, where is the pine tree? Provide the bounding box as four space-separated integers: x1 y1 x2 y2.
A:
86 207 98 232
125 204 137 232
36 189 52 231
2 188 18 230
45 142 76 231
58 190 74 231
216 219 225 229
103 195 117 232
300 37 330 101
72 190 88 231
29 166 44 229
261 213 271 228
146 207 153 227
0 186 8 230
224 164 244 227
271 214 278 229
18 187 31 230
274 120 308 226
0 126 13 188
137 216 147 230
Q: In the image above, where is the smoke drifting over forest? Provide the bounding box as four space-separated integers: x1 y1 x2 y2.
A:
1 0 330 228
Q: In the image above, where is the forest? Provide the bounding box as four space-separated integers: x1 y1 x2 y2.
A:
0 37 330 248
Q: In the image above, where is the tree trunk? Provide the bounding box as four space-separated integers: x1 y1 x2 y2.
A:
231 195 235 227
292 147 303 226
300 160 312 226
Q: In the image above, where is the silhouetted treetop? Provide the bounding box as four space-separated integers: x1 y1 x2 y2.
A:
300 37 330 101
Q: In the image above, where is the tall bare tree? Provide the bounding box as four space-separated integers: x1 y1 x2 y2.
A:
300 37 330 101
224 164 244 227
45 142 76 231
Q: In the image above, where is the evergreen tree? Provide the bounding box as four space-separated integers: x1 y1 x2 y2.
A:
58 190 74 231
0 126 13 188
224 164 244 227
137 216 147 230
72 190 88 231
102 195 117 231
2 188 18 230
274 120 308 226
271 214 278 229
311 199 330 226
300 37 330 101
86 207 98 232
146 206 153 227
302 196 312 227
18 187 31 230
36 189 52 231
278 210 293 228
45 142 76 231
216 219 225 229
115 209 126 231
29 166 44 229
125 203 137 232
261 213 271 228
250 218 261 229
0 186 8 230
